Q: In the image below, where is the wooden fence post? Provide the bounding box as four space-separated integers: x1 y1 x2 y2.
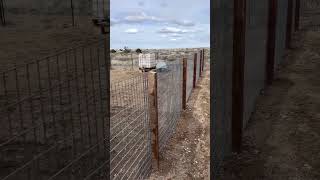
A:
193 53 197 88
148 71 159 169
182 58 187 110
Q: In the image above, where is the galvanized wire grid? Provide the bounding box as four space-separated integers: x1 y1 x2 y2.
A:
0 40 109 180
186 55 194 101
92 0 108 19
157 60 183 151
110 74 151 180
0 0 106 27
300 0 320 31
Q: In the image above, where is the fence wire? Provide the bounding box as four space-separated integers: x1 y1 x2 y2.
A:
300 0 320 31
157 60 183 151
110 74 151 180
0 40 109 180
0 0 107 27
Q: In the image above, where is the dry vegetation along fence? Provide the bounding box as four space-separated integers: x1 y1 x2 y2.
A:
110 49 206 179
0 39 109 179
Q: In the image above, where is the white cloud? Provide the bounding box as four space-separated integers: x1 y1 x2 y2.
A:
158 27 188 34
170 38 177 41
113 11 195 27
160 2 168 8
125 28 139 34
138 1 144 6
171 33 182 37
172 20 195 27
157 27 200 34
124 12 163 23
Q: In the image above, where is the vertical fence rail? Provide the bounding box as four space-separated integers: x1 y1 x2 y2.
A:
193 53 197 88
266 0 278 85
0 0 5 26
232 0 246 153
187 55 195 100
286 0 294 48
147 71 159 169
182 58 187 110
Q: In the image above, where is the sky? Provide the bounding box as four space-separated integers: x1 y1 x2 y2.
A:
110 0 210 49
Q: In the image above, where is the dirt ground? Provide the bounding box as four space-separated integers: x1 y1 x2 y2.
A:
149 65 210 179
219 30 320 179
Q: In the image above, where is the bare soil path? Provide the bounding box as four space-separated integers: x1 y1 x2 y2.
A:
219 30 320 180
149 66 210 180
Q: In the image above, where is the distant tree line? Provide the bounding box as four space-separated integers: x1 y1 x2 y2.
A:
110 47 143 54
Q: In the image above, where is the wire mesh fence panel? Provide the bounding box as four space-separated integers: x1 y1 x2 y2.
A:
0 39 109 180
157 60 182 151
0 0 105 27
91 0 108 19
186 55 194 101
300 0 320 31
110 53 140 70
110 74 151 180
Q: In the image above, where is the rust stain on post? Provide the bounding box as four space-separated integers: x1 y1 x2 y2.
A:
193 53 197 88
182 58 187 110
148 71 160 169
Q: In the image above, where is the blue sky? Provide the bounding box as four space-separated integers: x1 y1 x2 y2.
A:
110 0 210 49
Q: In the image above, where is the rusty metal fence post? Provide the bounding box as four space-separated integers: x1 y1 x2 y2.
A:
232 0 246 153
193 53 197 88
294 0 301 31
182 58 187 110
199 50 203 77
266 0 278 85
70 0 75 26
286 0 294 48
202 49 205 71
148 71 160 169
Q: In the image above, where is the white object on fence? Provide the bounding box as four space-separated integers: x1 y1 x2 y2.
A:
138 53 157 69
